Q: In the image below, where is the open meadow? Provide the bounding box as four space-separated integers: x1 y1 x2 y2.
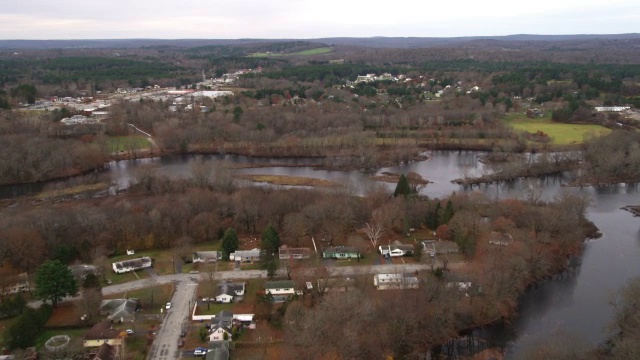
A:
504 113 611 145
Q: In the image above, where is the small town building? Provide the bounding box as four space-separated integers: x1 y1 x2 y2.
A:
0 272 29 296
193 251 222 263
265 280 295 298
322 246 360 259
378 244 414 257
83 321 123 347
111 257 152 273
278 245 312 260
229 249 261 262
215 281 245 303
207 341 231 360
373 273 419 290
100 298 140 323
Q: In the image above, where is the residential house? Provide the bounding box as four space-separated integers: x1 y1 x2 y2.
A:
111 257 152 273
373 273 419 290
378 244 414 257
193 251 222 263
229 249 261 262
100 298 140 323
69 264 100 282
83 321 123 347
92 343 117 360
215 281 245 303
421 240 459 255
278 245 312 260
0 272 29 296
206 341 231 360
265 280 295 297
317 277 355 293
209 311 234 342
322 246 360 259
488 232 514 247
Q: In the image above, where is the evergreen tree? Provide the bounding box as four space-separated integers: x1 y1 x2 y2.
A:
428 202 442 230
221 228 239 260
394 174 412 197
261 225 281 278
262 225 281 253
34 260 77 308
440 200 455 225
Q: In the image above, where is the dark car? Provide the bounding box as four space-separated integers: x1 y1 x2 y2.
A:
177 338 184 348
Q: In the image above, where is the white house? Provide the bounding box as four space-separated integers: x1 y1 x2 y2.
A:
193 251 222 263
373 273 419 290
378 244 414 257
229 248 261 262
265 280 295 296
112 257 152 274
209 325 232 341
214 282 245 303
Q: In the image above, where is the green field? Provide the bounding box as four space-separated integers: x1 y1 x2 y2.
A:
107 136 151 153
504 113 611 145
248 47 333 57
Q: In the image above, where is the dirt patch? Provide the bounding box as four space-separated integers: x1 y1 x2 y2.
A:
371 171 431 184
236 174 339 187
45 302 84 328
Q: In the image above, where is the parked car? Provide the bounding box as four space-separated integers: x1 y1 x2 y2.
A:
177 338 184 348
165 302 172 309
194 348 208 356
125 329 135 335
189 270 199 274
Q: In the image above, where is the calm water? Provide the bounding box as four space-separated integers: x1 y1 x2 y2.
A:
4 151 640 357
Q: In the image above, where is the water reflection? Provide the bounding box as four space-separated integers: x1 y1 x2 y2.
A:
3 151 640 357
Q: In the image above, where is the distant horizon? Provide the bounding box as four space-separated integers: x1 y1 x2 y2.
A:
4 0 639 40
2 32 640 41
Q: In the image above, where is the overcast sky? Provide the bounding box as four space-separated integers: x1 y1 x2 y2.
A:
2 0 639 39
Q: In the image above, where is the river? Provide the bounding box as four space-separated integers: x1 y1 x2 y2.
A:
4 151 640 357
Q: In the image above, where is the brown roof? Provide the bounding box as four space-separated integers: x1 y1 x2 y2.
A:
93 343 117 360
85 321 121 341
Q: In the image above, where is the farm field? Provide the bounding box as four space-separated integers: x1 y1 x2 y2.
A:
107 135 151 153
504 113 611 145
248 47 332 57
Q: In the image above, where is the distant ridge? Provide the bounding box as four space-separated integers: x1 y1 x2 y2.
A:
1 34 639 50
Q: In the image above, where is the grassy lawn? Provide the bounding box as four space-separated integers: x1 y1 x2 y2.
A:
106 283 174 311
107 136 151 153
35 182 110 200
106 270 149 286
291 47 333 55
504 112 611 145
194 302 235 316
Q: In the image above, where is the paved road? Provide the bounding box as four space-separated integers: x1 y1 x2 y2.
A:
147 278 198 360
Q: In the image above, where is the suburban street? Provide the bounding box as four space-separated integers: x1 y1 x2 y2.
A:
26 260 462 360
147 279 198 360
101 260 461 296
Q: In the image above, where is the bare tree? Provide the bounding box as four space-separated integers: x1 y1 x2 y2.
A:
363 211 385 248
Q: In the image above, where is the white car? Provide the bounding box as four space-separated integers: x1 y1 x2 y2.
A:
194 348 208 356
125 329 135 335
165 302 172 309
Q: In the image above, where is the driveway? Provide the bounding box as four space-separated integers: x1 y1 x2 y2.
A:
147 278 198 360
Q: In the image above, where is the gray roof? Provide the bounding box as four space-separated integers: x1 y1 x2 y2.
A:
323 246 359 254
211 310 233 328
100 298 139 320
216 282 245 297
206 341 230 360
265 280 295 290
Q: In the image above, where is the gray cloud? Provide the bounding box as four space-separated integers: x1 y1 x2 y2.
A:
1 0 639 39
